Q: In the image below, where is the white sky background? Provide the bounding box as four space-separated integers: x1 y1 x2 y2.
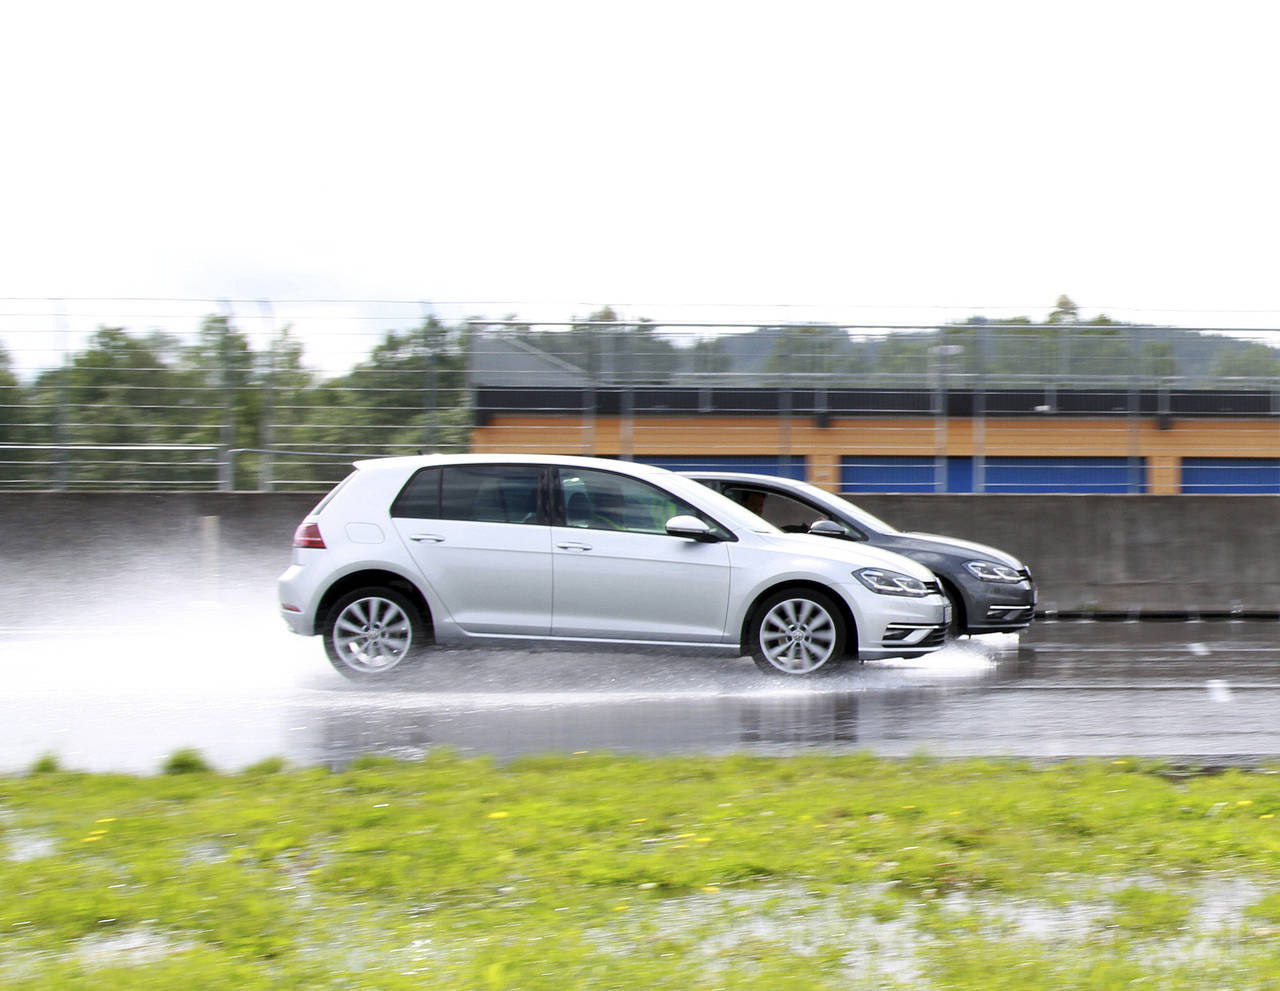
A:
3 0 1280 368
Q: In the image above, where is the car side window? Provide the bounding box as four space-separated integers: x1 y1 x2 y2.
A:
390 467 442 519
442 464 542 523
392 465 543 524
724 485 832 534
559 468 714 536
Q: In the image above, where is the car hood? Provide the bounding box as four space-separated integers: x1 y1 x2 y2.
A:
896 531 1025 569
750 530 939 582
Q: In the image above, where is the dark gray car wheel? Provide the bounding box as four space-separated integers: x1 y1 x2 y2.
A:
322 586 427 680
748 588 848 676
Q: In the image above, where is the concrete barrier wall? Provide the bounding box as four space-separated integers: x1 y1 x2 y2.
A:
3 492 1277 624
854 494 1280 616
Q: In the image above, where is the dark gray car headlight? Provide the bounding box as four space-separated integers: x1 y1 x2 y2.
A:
965 560 1024 583
855 568 931 597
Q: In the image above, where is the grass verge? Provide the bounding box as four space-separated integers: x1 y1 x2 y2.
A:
4 751 1280 989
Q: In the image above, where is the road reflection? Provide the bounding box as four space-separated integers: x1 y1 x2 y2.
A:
299 635 1036 767
7 620 1280 774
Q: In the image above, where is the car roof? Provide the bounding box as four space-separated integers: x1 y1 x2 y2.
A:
353 453 680 481
680 470 798 485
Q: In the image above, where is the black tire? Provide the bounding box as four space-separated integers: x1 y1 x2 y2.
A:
322 586 428 681
940 581 965 639
747 588 848 676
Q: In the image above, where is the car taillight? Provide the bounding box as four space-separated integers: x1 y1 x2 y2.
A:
293 522 326 549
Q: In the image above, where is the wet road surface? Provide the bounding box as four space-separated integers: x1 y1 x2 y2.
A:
3 613 1278 773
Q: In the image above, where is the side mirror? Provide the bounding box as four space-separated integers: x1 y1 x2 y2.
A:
666 515 719 542
808 519 850 539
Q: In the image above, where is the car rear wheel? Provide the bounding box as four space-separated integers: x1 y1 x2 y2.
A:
748 589 847 676
322 587 427 680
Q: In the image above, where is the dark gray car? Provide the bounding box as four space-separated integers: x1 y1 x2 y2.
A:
684 471 1036 636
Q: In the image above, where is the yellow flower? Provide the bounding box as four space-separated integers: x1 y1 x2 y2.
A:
1238 801 1255 807
487 811 510 820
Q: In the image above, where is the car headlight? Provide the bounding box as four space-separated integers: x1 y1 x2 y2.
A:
855 568 930 597
965 560 1024 583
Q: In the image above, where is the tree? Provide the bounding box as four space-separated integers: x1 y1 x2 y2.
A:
512 307 684 385
1047 295 1080 324
27 327 216 486
314 316 472 458
761 325 864 383
1210 342 1280 380
0 345 35 484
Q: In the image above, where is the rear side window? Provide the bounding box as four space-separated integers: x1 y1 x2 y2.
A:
391 467 442 518
392 464 543 524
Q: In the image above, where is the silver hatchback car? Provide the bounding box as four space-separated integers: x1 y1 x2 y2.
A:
278 455 950 680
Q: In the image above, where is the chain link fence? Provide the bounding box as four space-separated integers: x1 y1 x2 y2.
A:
3 300 1280 492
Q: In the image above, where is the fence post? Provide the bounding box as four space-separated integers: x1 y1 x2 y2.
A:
973 325 989 492
583 325 597 456
421 303 439 454
1129 326 1142 493
257 298 276 491
53 300 69 490
218 300 235 492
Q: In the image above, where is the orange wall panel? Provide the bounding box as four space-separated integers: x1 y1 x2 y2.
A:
469 414 1280 494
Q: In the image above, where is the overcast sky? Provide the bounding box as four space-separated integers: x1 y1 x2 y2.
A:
4 0 1280 340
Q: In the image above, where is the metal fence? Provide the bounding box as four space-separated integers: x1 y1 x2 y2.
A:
3 299 1280 493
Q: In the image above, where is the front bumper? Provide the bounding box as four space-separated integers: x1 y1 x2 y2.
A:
962 576 1037 633
858 592 950 659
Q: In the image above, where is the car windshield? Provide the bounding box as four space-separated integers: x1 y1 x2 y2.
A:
830 495 899 534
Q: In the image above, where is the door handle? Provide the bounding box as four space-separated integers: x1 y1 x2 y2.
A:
410 533 445 543
556 541 592 552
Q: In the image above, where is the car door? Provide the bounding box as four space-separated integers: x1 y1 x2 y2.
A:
550 466 732 642
390 463 552 635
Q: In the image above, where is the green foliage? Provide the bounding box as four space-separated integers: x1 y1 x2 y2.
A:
5 754 1280 988
9 313 473 490
511 306 684 385
300 316 471 460
161 748 212 775
26 754 62 775
8 297 1280 492
1211 341 1280 379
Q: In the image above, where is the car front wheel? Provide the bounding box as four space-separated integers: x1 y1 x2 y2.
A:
322 587 427 680
748 588 848 676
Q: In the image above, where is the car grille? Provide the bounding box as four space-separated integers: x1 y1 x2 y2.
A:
921 580 942 595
